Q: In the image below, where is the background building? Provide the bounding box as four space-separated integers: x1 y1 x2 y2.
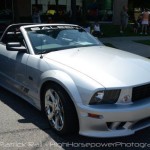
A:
1 0 150 24
31 0 82 13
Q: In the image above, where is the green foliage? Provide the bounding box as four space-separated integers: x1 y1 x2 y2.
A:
100 23 140 37
135 40 150 46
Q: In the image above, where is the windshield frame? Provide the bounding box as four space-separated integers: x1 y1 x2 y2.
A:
24 24 102 54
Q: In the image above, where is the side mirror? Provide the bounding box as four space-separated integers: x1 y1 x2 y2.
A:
6 42 27 52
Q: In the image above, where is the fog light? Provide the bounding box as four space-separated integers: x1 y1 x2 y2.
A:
122 95 131 103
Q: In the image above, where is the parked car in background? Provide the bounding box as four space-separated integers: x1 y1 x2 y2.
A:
0 23 150 138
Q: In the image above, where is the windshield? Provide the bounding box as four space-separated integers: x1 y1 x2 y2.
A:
25 25 102 54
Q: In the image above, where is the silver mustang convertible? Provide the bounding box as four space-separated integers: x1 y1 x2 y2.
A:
0 24 150 138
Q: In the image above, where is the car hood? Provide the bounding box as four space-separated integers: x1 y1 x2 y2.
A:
44 46 150 88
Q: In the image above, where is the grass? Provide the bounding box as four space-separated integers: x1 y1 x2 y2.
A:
134 40 150 46
100 23 141 37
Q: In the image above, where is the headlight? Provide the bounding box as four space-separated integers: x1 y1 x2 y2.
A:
90 91 105 104
89 90 121 105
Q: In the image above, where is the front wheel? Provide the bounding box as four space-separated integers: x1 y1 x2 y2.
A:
42 83 78 135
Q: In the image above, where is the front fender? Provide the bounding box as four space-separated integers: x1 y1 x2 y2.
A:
39 70 82 104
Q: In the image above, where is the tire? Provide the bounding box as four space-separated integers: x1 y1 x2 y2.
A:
42 83 79 135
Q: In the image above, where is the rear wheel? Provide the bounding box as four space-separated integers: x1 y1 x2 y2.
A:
42 83 78 135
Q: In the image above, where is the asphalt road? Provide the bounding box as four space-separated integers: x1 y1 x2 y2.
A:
0 86 150 150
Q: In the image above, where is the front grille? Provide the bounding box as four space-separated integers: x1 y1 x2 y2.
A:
132 84 150 102
107 117 150 130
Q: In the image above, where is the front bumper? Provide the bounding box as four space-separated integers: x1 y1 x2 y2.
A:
77 98 150 138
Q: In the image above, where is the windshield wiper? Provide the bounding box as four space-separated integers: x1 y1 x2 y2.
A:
36 50 48 54
36 49 60 54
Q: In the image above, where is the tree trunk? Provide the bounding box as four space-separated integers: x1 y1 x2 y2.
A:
55 0 59 15
71 0 76 23
35 0 38 5
82 0 86 20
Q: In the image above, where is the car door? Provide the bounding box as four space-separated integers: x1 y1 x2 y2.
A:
8 50 29 91
0 25 29 95
0 43 10 85
0 45 29 93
